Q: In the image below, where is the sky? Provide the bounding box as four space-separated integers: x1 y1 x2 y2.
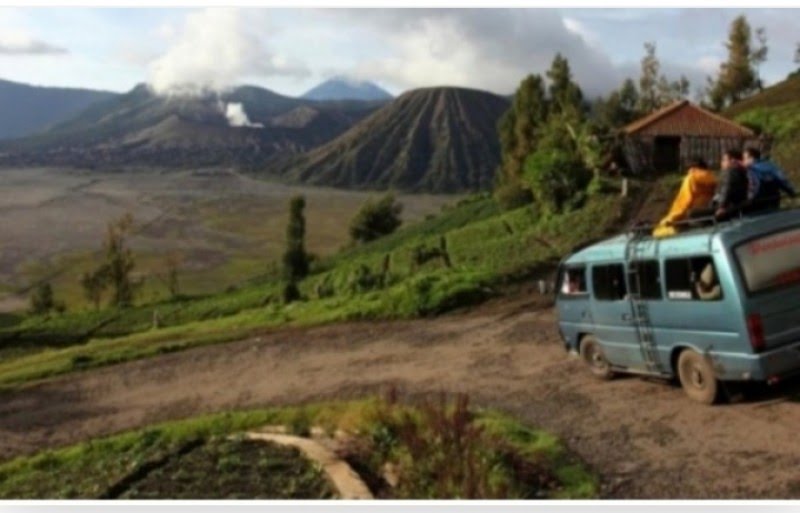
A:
1 7 799 98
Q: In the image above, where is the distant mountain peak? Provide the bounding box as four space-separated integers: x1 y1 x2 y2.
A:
286 86 509 193
301 77 392 102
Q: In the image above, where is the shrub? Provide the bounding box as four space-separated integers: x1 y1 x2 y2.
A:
29 282 59 315
349 194 403 243
523 147 591 214
494 180 533 211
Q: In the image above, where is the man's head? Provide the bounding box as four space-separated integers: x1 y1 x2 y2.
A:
721 149 743 170
688 156 709 170
744 147 762 167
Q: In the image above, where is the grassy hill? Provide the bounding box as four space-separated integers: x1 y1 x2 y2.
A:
727 75 800 184
284 87 510 193
0 180 635 387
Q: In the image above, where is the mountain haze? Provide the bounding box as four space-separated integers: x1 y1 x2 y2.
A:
0 84 380 168
0 79 117 140
301 77 392 102
284 87 510 192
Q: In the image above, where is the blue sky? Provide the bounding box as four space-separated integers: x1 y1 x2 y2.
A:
1 7 798 97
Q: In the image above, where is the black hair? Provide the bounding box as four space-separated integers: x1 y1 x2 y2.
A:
744 146 761 160
724 149 743 161
688 155 708 169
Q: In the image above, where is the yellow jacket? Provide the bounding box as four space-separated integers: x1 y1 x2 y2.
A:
653 167 718 238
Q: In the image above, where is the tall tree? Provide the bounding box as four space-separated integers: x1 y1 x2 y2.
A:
546 53 584 116
795 42 800 65
596 78 641 130
103 214 137 308
707 15 768 109
497 74 548 183
282 195 309 282
638 42 661 113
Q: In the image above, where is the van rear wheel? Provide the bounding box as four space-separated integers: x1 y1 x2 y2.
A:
580 336 614 380
677 350 719 405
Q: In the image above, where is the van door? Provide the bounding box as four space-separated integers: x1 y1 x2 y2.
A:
734 226 800 349
555 265 592 351
589 263 648 370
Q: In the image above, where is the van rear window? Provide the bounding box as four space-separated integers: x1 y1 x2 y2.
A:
736 226 800 294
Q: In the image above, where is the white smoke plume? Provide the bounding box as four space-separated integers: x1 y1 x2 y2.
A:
223 102 263 128
147 8 309 96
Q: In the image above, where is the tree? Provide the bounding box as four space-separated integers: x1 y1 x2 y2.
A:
546 53 583 116
522 113 592 214
104 214 137 307
80 270 106 310
282 195 309 282
596 78 640 130
638 42 661 113
349 194 403 243
636 42 691 112
707 15 768 109
795 42 800 65
156 252 182 299
497 74 548 183
29 282 57 315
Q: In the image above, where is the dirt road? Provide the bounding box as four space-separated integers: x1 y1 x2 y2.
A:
2 295 800 499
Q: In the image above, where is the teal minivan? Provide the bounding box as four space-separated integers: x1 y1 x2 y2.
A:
555 209 800 404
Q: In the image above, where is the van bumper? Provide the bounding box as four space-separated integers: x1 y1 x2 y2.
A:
712 340 800 382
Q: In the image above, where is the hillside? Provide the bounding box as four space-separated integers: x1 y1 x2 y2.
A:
0 79 116 140
283 87 510 193
727 75 800 184
301 77 392 102
725 75 800 118
0 84 379 169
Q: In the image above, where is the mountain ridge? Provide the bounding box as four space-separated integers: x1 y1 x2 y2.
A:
0 78 117 140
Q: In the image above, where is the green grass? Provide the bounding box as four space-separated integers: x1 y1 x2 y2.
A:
735 103 800 185
0 397 597 499
0 189 627 387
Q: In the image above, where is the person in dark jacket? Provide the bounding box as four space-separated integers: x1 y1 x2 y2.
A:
712 149 752 221
744 147 797 213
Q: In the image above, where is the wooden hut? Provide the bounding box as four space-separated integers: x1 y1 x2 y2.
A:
622 100 760 174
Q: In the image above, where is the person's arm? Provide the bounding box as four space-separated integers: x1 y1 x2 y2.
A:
716 169 731 211
772 164 797 197
663 174 694 224
747 167 760 202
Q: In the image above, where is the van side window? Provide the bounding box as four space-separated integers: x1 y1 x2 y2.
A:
628 260 662 300
592 264 627 301
559 267 588 296
665 257 723 301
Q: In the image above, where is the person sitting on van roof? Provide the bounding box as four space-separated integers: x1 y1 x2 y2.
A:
712 149 753 222
744 147 797 214
653 157 718 238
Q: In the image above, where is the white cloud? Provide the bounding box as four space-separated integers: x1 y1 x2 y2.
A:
696 55 722 75
147 8 309 96
324 10 633 96
563 17 598 45
0 29 66 55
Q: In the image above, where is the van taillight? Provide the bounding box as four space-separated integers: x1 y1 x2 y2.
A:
747 313 766 353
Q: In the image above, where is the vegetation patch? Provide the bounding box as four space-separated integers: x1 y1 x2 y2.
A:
0 396 597 499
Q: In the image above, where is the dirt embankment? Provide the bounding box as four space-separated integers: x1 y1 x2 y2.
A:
2 293 800 499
